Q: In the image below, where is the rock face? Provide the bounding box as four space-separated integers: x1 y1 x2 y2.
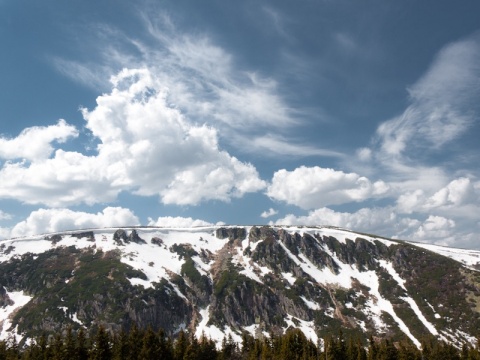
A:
1 225 480 348
0 286 13 307
215 227 247 241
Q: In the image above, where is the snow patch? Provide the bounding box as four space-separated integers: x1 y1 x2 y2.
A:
283 314 318 344
300 296 321 310
281 272 296 286
195 306 242 348
0 289 32 341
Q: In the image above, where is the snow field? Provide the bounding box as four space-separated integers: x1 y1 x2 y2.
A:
0 289 32 341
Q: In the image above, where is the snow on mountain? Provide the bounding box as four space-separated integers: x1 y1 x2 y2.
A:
1 225 480 348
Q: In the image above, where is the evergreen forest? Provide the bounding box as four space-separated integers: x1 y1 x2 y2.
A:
1 325 480 360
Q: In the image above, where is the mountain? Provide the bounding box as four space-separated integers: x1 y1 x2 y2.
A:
1 225 480 348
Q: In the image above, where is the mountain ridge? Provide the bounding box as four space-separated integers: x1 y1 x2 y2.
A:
1 225 480 348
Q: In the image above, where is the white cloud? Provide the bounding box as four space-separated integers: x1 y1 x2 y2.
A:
50 11 342 161
396 177 479 217
411 215 456 244
356 147 372 162
0 69 266 207
272 206 480 248
374 34 480 158
0 210 11 221
0 150 120 207
10 207 140 238
274 207 420 239
0 120 78 161
147 216 221 228
248 134 344 158
260 208 278 219
267 166 389 209
427 177 475 207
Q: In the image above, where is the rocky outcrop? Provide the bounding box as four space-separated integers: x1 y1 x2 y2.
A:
113 229 128 245
128 229 146 244
151 237 164 246
71 231 95 241
0 286 13 307
45 234 63 244
215 227 247 241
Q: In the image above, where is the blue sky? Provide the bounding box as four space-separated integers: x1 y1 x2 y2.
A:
1 0 480 249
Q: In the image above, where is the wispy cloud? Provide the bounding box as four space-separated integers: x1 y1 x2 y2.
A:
0 210 12 221
374 33 480 159
48 9 339 159
247 134 344 158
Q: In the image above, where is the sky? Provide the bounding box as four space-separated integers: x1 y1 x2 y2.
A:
0 0 480 249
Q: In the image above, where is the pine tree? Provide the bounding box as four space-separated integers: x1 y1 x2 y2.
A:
367 335 378 360
156 328 174 359
64 327 76 360
347 337 359 360
90 326 112 360
0 340 7 360
220 334 238 360
51 333 65 360
127 325 142 360
173 330 189 360
76 328 89 360
183 335 199 360
376 339 398 360
5 334 19 360
197 333 217 360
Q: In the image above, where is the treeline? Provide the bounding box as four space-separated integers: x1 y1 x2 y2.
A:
1 326 480 360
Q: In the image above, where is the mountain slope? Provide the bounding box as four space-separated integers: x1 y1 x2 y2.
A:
1 225 480 347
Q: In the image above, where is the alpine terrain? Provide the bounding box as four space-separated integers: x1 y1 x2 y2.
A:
1 226 480 348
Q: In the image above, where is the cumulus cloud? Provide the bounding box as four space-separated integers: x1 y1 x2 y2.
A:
267 166 389 209
147 216 221 228
396 177 479 216
0 227 10 239
0 68 266 207
10 207 140 238
274 206 420 238
260 208 278 219
411 215 456 243
272 205 480 248
0 120 78 161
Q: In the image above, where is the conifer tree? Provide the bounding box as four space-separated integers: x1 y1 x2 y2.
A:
367 335 378 360
240 332 255 359
5 334 19 360
112 329 128 360
64 327 76 360
156 328 174 359
127 325 142 360
90 326 111 360
51 333 65 360
76 328 89 360
0 340 7 360
197 333 217 360
220 334 238 360
376 339 398 360
183 335 200 360
173 330 189 360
